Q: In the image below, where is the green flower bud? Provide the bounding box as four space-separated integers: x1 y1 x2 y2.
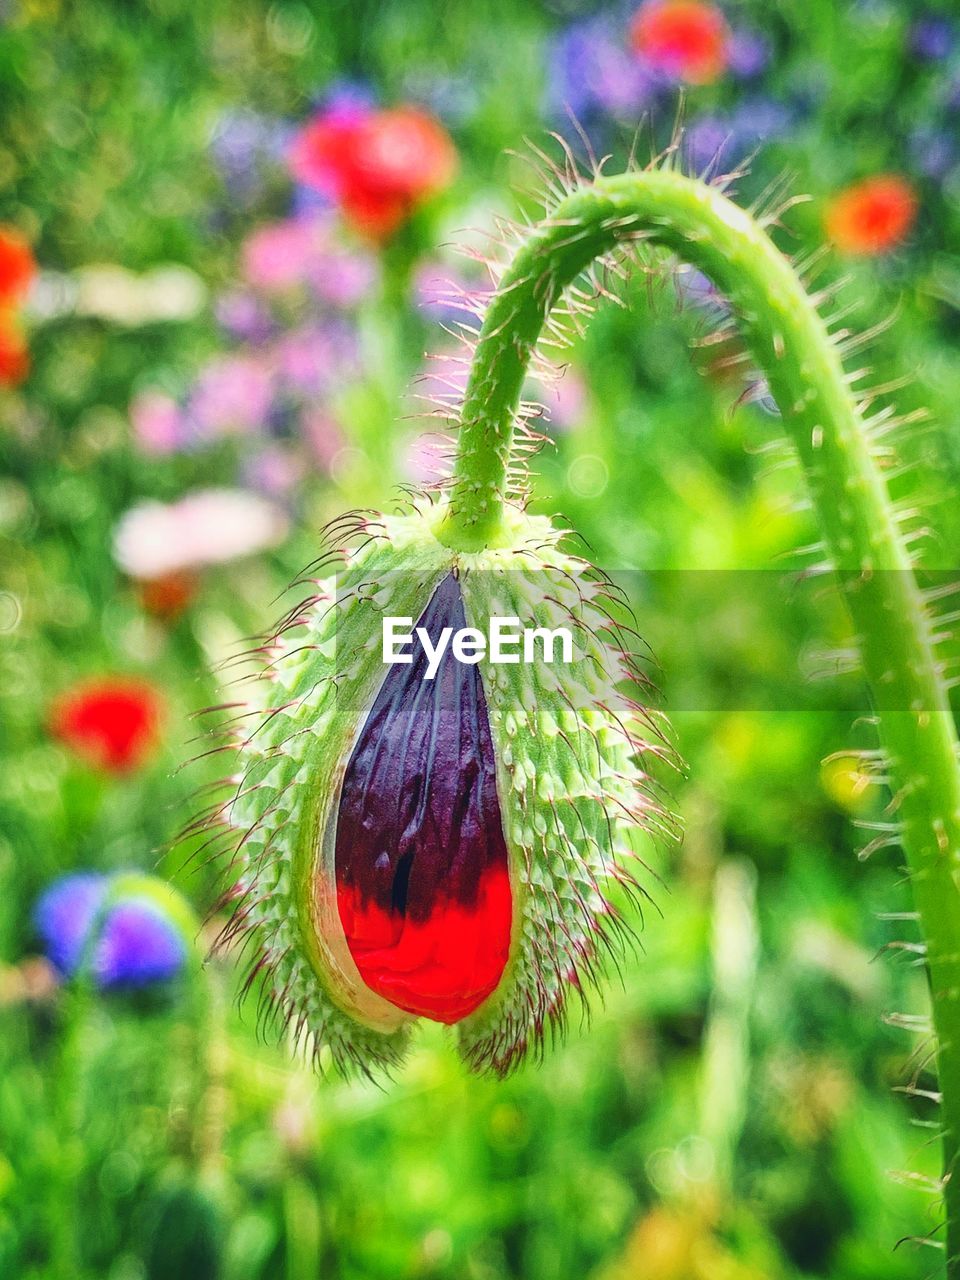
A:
224 503 667 1075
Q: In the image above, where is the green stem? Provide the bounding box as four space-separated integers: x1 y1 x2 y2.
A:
441 168 960 1267
50 980 90 1280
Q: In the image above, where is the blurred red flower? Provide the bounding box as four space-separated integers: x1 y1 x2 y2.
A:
825 175 918 256
50 678 164 774
290 106 457 239
0 315 29 386
0 227 35 304
630 0 729 83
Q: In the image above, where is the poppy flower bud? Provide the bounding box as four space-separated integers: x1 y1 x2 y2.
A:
225 504 668 1075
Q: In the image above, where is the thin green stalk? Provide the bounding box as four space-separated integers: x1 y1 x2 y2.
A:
698 858 758 1196
440 168 960 1266
50 979 91 1280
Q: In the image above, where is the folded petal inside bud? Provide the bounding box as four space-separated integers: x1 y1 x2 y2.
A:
335 573 512 1023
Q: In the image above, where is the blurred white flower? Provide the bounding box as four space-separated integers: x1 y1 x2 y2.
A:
27 265 206 326
113 488 289 580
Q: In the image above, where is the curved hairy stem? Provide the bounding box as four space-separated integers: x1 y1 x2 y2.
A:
440 168 960 1267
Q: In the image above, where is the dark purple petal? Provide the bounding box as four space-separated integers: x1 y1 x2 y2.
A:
336 573 507 922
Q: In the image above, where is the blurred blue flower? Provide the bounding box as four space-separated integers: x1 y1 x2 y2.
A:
728 29 772 80
35 873 189 989
547 18 661 124
290 182 334 220
401 71 481 126
687 98 793 172
731 97 794 147
209 109 291 200
676 266 729 316
312 78 376 118
911 126 956 178
686 116 733 171
909 15 953 62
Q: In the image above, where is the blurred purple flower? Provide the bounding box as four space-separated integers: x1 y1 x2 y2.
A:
677 266 729 314
215 291 274 342
35 873 187 989
275 322 359 396
728 29 772 79
189 355 273 437
414 263 490 331
315 79 377 121
686 116 734 171
307 246 378 308
547 18 661 123
687 98 793 171
910 15 954 62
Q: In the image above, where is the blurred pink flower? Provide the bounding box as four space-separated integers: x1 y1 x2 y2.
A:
401 350 468 485
403 432 451 486
411 349 470 413
189 355 273 436
303 410 346 470
216 290 273 341
243 219 319 291
533 367 588 433
275 322 358 396
308 248 378 307
242 215 378 305
243 447 304 497
113 488 288 580
130 391 185 455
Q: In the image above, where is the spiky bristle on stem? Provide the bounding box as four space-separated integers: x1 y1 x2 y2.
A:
440 164 960 1267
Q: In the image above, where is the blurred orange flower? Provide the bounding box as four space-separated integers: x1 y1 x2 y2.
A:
290 106 457 240
630 0 729 84
137 570 199 622
825 175 918 256
50 678 164 774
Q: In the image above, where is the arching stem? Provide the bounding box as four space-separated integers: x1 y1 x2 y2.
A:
440 168 960 1268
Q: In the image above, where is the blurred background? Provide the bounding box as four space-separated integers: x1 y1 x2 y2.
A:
3 1 960 1276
